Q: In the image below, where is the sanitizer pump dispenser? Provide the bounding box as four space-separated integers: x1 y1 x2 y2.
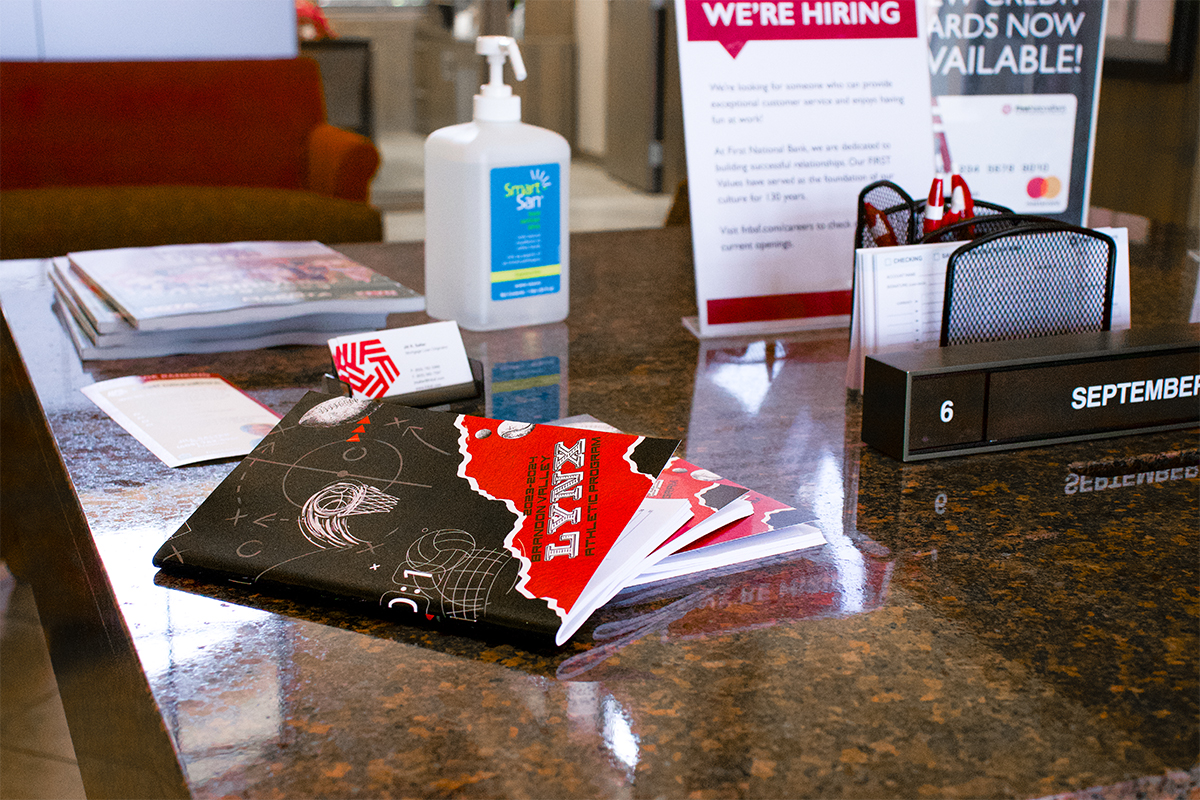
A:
423 35 571 331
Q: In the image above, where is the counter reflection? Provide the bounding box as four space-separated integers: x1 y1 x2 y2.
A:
462 322 569 424
563 541 894 681
94 522 288 787
853 442 1199 766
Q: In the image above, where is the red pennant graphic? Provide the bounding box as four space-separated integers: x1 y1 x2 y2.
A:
331 339 401 399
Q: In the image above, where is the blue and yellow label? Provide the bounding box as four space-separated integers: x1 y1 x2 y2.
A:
490 164 561 301
491 356 561 423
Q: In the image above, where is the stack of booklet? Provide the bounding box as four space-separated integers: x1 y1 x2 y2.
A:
150 394 827 646
50 241 425 360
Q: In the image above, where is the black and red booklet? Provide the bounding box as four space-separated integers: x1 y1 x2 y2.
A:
631 457 826 585
153 392 680 645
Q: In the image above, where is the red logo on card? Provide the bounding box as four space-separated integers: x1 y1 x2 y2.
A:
332 339 401 399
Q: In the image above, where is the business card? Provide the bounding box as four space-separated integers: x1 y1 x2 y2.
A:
329 321 473 400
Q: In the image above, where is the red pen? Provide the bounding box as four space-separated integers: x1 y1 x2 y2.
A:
944 176 962 228
923 175 945 236
950 172 974 220
947 171 976 237
864 203 898 247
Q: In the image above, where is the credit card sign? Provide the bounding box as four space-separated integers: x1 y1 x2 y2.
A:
935 93 1077 214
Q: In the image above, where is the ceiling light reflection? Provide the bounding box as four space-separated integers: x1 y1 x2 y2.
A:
707 341 785 415
603 693 640 773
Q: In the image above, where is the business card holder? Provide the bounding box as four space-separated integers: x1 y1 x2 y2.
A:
320 358 485 409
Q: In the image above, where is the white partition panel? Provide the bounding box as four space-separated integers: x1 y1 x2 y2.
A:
1 0 297 60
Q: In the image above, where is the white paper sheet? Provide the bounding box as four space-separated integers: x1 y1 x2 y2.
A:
82 373 280 467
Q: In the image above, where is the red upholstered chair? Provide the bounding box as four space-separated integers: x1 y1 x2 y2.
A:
0 58 384 259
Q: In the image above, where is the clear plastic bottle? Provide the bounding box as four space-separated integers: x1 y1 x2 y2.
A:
424 36 571 331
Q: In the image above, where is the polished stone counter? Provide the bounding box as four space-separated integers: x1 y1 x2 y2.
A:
1 226 1196 799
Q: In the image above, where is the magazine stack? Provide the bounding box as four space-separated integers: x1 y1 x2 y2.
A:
50 240 425 360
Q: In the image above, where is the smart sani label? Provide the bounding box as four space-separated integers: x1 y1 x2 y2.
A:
490 163 561 301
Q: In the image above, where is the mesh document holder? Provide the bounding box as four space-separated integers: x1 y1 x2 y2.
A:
939 223 1117 348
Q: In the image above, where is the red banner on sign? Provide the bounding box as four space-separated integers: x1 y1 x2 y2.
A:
685 0 919 57
706 289 853 325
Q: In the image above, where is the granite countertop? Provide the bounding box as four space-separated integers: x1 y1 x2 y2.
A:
1 225 1196 799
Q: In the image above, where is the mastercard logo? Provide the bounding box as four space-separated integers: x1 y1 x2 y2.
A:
1027 176 1062 199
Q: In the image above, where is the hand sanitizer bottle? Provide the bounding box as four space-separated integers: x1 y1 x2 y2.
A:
424 36 571 331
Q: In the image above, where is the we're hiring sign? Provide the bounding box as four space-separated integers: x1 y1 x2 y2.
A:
685 0 920 56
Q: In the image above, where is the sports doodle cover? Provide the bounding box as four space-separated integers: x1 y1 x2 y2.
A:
153 392 679 642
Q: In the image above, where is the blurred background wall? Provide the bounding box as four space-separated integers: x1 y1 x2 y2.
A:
1 0 1195 226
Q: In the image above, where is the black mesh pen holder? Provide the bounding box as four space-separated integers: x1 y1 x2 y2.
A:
939 222 1117 348
854 179 1014 250
918 212 1065 244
